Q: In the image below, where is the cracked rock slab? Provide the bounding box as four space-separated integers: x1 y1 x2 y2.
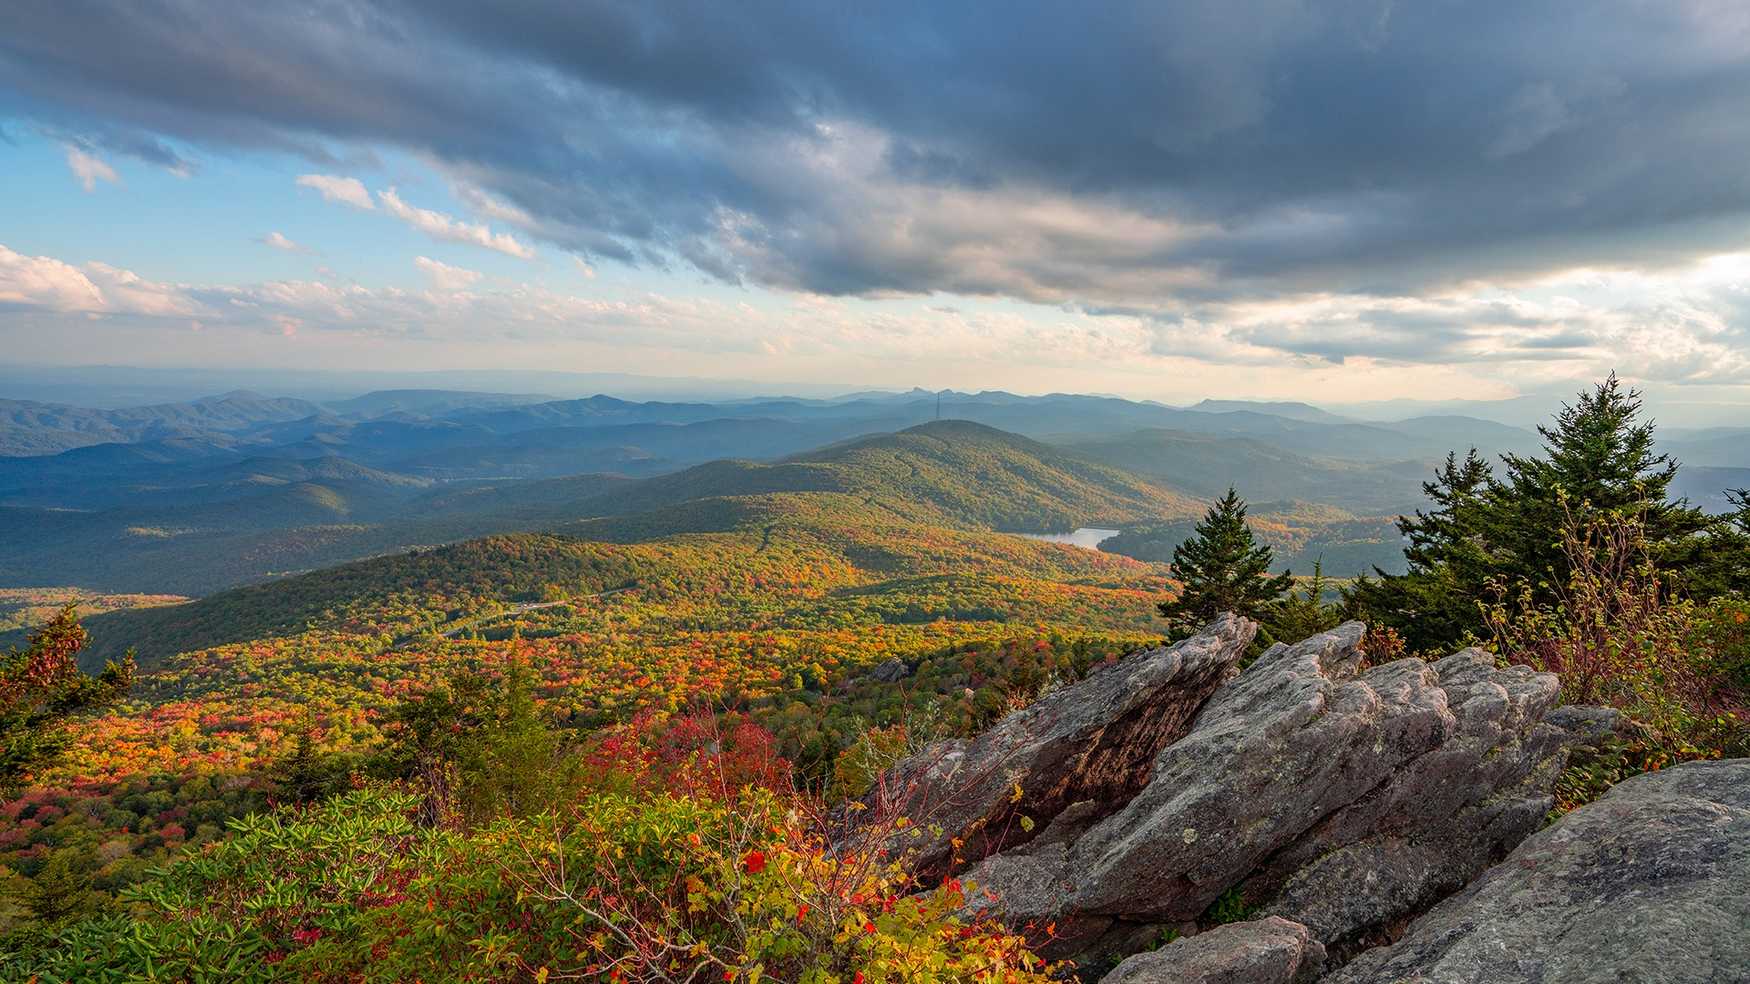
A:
963 623 1576 962
1327 758 1750 984
1102 917 1325 984
867 614 1256 880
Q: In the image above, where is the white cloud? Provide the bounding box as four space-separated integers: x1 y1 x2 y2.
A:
295 176 536 259
0 244 106 310
379 188 535 259
5 238 1750 397
687 119 1213 304
64 145 118 192
0 243 196 317
258 231 307 252
82 262 202 317
295 173 374 210
415 255 482 290
572 255 596 279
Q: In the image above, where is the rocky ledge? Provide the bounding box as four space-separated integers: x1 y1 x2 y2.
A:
870 613 1256 881
958 620 1585 965
1329 758 1750 984
848 617 1653 980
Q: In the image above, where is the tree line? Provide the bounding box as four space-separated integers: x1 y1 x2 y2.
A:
1157 375 1748 762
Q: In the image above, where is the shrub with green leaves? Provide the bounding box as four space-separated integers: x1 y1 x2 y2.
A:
2 785 1053 983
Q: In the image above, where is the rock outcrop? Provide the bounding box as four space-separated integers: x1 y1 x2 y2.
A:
865 657 911 684
871 614 1256 880
1103 917 1325 984
1329 758 1750 984
946 622 1583 965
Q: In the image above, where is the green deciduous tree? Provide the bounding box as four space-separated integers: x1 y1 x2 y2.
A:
1157 488 1291 636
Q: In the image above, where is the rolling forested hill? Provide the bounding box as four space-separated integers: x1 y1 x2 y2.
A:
71 421 1199 666
9 407 1193 916
1 386 1740 597
577 421 1200 531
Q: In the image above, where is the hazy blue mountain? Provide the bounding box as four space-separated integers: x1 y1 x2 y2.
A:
2 382 1739 596
1378 415 1541 455
1183 399 1352 424
1672 466 1750 515
1666 428 1750 468
1060 428 1432 514
324 389 555 417
0 391 325 456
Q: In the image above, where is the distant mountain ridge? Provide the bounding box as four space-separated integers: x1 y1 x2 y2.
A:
1183 399 1350 423
1 384 1741 598
1 386 1548 468
1068 428 1430 514
0 391 323 456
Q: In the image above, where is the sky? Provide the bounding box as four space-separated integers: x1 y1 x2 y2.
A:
3 1 1750 406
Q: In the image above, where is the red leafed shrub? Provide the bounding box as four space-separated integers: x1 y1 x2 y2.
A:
581 711 793 801
1485 506 1748 773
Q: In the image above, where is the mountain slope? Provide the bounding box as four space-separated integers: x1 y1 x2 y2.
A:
1184 399 1350 423
66 422 1194 664
1064 428 1431 514
1666 428 1750 468
578 420 1202 531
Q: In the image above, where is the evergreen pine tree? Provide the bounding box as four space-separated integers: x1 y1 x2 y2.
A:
1157 488 1291 635
1269 558 1342 643
1492 373 1710 593
1691 488 1750 597
1345 450 1500 651
275 727 328 805
26 847 108 927
1347 375 1724 652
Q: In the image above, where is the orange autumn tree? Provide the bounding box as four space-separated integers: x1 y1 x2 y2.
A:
0 607 134 799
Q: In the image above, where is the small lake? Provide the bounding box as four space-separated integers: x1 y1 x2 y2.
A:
1014 527 1122 549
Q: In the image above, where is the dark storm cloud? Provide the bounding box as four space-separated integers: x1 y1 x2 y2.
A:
5 0 1750 305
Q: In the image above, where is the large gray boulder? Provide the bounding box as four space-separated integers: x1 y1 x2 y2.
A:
1103 917 1324 984
1329 758 1750 984
962 623 1578 962
869 614 1255 880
